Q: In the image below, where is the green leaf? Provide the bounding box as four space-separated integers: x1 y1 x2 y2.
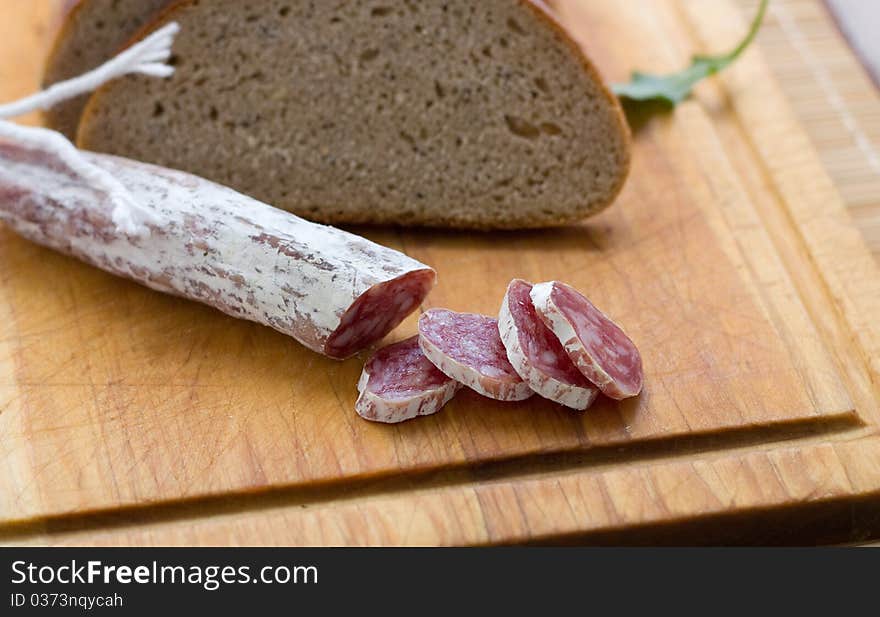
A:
613 0 768 107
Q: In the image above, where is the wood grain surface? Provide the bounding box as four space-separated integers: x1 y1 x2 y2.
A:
740 0 880 258
1 0 879 545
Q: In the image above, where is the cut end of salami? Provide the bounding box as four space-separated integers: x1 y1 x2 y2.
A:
498 279 599 410
418 308 533 401
355 335 460 424
530 281 643 400
0 128 437 362
324 269 436 359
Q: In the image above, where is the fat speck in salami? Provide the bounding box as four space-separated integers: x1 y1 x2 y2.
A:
498 279 599 410
530 281 643 400
418 308 533 401
356 336 461 423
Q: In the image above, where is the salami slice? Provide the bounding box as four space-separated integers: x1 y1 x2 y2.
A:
355 336 460 423
498 280 599 410
0 127 436 359
530 281 643 400
418 308 533 401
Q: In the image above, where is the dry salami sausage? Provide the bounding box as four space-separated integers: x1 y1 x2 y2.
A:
498 279 599 410
418 308 533 401
530 281 643 400
0 128 435 359
356 336 461 423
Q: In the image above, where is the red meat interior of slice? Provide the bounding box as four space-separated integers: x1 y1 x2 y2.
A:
551 282 642 391
420 309 521 380
325 269 435 359
364 336 451 400
507 280 593 387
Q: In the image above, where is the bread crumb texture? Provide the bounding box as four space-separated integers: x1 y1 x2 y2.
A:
77 0 631 228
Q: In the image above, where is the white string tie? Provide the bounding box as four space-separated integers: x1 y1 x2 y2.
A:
0 22 180 119
0 22 181 236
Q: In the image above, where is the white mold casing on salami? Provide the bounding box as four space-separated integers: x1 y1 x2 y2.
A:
418 309 534 402
0 134 435 359
498 279 599 410
355 336 461 424
530 281 643 400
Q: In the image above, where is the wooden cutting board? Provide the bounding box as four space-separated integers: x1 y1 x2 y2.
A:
1 0 879 545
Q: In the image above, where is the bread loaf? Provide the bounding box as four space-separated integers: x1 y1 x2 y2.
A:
73 0 631 229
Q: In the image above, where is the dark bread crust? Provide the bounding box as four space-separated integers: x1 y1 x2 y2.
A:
40 0 91 136
77 0 632 229
517 0 631 221
42 0 90 83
